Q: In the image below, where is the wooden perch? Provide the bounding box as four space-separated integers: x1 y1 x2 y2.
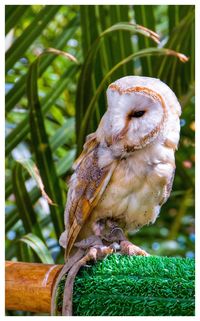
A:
5 261 62 313
5 255 195 316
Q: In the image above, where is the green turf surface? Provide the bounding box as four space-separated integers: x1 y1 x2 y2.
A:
56 254 195 316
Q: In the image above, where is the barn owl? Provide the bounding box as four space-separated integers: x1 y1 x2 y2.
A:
52 76 181 316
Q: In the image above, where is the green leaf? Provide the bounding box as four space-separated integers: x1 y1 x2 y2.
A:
107 6 134 77
134 5 157 76
5 5 17 19
5 5 61 73
6 141 76 233
17 158 55 205
6 116 76 199
6 208 20 233
96 6 114 81
80 6 99 58
79 6 104 131
6 187 40 233
57 149 76 176
5 17 79 113
20 233 54 264
27 49 77 239
6 147 75 232
5 5 30 35
50 118 75 151
168 5 180 34
5 65 78 156
12 161 44 240
156 8 194 96
19 241 35 262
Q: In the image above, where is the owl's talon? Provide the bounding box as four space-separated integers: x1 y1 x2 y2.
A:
109 242 121 252
120 240 149 256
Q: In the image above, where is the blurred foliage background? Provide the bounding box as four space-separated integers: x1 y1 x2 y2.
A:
5 4 195 277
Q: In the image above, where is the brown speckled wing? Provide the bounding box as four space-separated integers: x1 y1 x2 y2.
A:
62 138 117 259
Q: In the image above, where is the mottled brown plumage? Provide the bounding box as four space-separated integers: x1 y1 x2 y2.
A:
63 138 117 258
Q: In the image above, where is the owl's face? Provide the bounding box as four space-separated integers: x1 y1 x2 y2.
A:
98 76 181 151
106 86 166 149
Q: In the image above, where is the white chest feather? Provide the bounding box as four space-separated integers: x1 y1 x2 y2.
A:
93 142 175 233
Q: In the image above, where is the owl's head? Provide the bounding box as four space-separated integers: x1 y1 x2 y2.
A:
98 76 181 152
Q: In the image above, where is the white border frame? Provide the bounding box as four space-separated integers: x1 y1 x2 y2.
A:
2 1 199 320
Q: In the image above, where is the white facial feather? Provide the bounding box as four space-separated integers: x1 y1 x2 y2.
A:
97 76 181 151
111 75 181 115
107 91 164 140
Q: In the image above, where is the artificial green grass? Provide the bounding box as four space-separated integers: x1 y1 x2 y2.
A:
57 254 195 316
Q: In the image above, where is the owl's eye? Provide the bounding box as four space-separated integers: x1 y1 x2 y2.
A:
129 110 146 118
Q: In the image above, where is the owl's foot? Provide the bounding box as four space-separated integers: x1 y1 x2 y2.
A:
61 244 113 316
120 240 149 256
100 224 149 256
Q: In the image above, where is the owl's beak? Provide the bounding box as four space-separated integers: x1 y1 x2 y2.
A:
112 121 129 144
